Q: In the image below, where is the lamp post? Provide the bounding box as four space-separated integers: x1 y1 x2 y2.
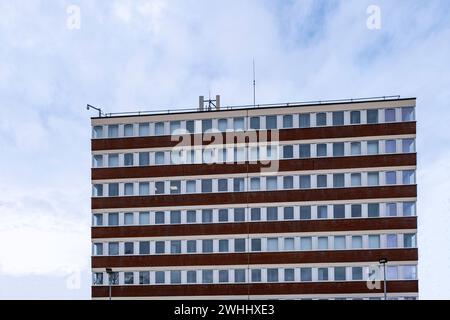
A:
106 267 113 301
379 258 388 300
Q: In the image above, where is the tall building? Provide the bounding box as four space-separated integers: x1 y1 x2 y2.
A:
90 96 418 300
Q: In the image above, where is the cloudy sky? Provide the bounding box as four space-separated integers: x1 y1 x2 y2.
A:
0 0 449 299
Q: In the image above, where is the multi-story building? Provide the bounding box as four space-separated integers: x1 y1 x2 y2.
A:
90 96 418 300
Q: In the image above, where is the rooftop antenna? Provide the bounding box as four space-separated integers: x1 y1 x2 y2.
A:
86 104 104 117
253 58 256 107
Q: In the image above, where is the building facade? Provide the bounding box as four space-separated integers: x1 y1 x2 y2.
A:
90 97 418 300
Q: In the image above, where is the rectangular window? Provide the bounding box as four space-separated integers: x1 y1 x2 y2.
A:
333 173 345 188
251 208 261 221
333 204 345 219
186 120 195 134
155 152 165 165
138 123 149 136
333 142 345 157
403 170 415 184
368 203 380 217
300 268 312 281
351 204 362 218
267 238 278 251
284 238 295 251
266 116 277 129
218 209 228 222
334 236 346 249
367 140 379 155
124 124 134 137
299 144 311 158
317 205 328 219
201 179 212 193
251 269 261 282
155 271 165 284
351 142 361 155
386 203 397 216
352 267 363 280
219 239 229 252
403 202 416 216
267 207 278 221
402 107 415 121
139 241 150 255
283 176 293 189
92 126 103 139
385 108 396 122
300 237 312 250
318 268 328 281
93 243 103 256
368 172 379 186
266 177 277 191
267 268 278 282
351 173 361 186
299 114 310 128
139 212 149 225
387 234 398 248
202 209 213 223
404 234 416 248
93 155 103 168
93 214 103 226
234 238 246 252
386 171 397 185
334 267 346 281
202 119 212 133
139 182 150 195
350 111 361 124
368 235 380 248
403 266 417 280
124 272 134 284
250 177 260 191
187 270 197 283
284 269 295 281
234 269 246 283
316 144 327 157
216 118 226 132
155 211 165 224
186 180 196 193
187 240 197 253
202 270 213 283
155 122 165 135
250 117 260 130
299 175 311 189
387 266 398 280
108 125 119 138
202 240 213 253
108 242 119 255
139 271 150 285
169 181 181 194
367 109 378 124
233 117 245 131
169 210 181 224
251 238 262 252
284 207 294 220
170 270 181 284
186 210 197 223
124 242 134 255
402 139 415 153
124 183 133 196
332 111 344 126
385 140 397 153
300 206 311 220
170 121 180 135
139 152 149 166
218 270 229 283
283 115 293 128
352 236 363 249
108 213 119 226
318 237 328 250
283 145 293 158
108 154 119 167
155 241 165 254
316 113 327 126
234 208 245 222
317 174 327 188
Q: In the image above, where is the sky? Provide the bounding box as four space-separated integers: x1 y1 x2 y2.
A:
0 0 449 299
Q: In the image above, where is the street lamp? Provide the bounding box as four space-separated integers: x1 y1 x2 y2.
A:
379 258 388 300
105 267 113 301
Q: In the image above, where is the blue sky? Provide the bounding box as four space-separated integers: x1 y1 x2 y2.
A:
0 0 449 299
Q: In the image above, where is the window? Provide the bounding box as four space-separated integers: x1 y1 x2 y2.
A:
218 118 228 132
92 126 103 139
283 176 293 189
139 241 150 254
202 209 213 223
251 269 261 282
283 145 293 158
267 238 278 251
267 268 278 282
403 170 415 184
234 208 245 222
284 269 295 281
317 205 328 219
350 111 361 124
333 142 345 157
186 180 196 193
368 172 379 186
316 144 327 157
385 108 396 122
219 270 229 283
387 266 398 280
267 207 278 221
299 144 311 158
155 241 165 254
386 171 397 185
232 178 244 192
385 140 397 153
403 202 416 216
403 266 417 280
250 117 260 130
352 267 363 280
284 238 295 251
155 271 165 284
139 212 149 225
108 213 119 226
368 235 380 248
234 269 246 283
333 173 345 188
202 240 213 253
235 238 246 252
404 234 416 248
351 142 361 155
201 119 212 133
250 177 260 191
187 240 197 253
93 155 103 168
368 203 380 217
108 242 119 255
251 238 261 251
155 211 165 224
202 270 213 283
170 181 181 194
316 113 327 126
367 109 378 124
387 234 398 248
386 203 397 216
93 243 103 256
334 267 346 281
367 141 379 154
155 122 165 135
124 124 134 137
318 237 328 250
266 116 277 129
233 117 245 131
124 272 134 284
402 107 415 121
139 123 149 136
300 268 312 281
139 271 150 285
108 125 119 138
284 207 294 220
170 211 181 224
334 236 346 249
300 237 312 250
299 175 311 189
186 120 195 134
93 214 103 226
186 210 197 223
219 239 229 252
298 206 310 220
333 205 345 219
139 182 150 195
402 139 415 153
170 121 180 135
187 271 197 283
352 236 363 249
266 177 277 191
346 174 360 189
202 179 212 193
251 208 261 221
351 204 362 218
108 154 119 167
317 175 327 188
124 212 134 225
318 268 328 281
299 114 310 128
218 209 228 222
124 242 134 255
333 111 344 126
124 183 133 196
155 152 165 165
139 152 149 166
283 115 293 128
170 270 181 284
